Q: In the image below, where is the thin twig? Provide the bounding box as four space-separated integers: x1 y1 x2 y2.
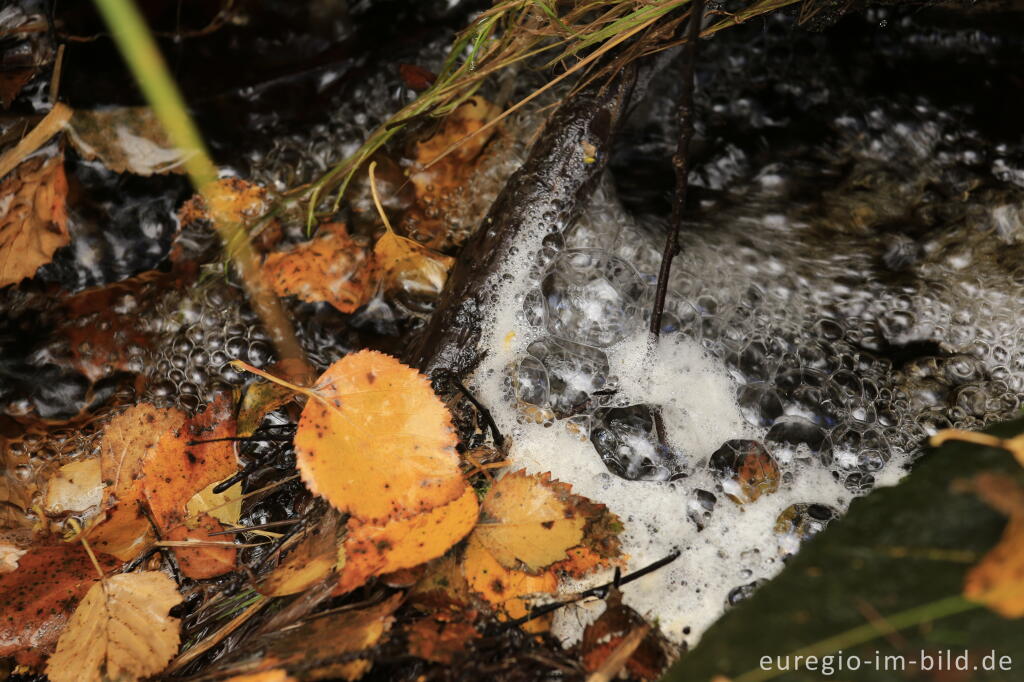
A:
501 550 681 629
649 0 706 338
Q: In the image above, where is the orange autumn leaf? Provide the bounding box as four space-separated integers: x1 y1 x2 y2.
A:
406 618 478 664
959 472 1024 617
99 403 186 509
177 177 282 253
463 535 556 633
0 544 119 663
143 394 239 529
166 513 237 579
474 470 587 573
336 486 478 595
293 350 463 524
262 222 375 314
87 503 154 562
0 154 70 287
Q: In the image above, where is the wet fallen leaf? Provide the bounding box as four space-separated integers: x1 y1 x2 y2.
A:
43 458 103 518
373 228 454 302
578 588 670 681
262 222 375 314
462 535 557 633
0 544 119 662
399 63 436 91
406 617 478 664
368 161 454 303
166 513 238 579
238 381 295 438
86 503 154 562
67 107 191 175
258 512 340 597
336 485 478 595
474 470 588 573
958 472 1024 617
142 394 239 528
99 403 186 509
294 350 463 524
46 571 183 682
0 154 69 287
261 593 403 680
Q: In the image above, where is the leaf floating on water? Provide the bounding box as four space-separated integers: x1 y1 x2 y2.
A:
46 571 183 682
262 222 375 314
373 229 454 302
67 107 192 175
336 486 478 595
0 154 69 288
294 349 463 524
0 544 118 663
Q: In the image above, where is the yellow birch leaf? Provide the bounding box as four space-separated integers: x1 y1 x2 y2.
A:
474 470 587 573
336 485 478 595
293 350 463 524
45 571 183 682
960 472 1024 617
186 480 243 528
462 535 556 634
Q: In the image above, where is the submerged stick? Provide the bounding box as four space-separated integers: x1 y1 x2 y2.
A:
649 0 706 338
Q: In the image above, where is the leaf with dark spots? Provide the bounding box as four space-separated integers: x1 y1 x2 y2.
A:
0 544 118 662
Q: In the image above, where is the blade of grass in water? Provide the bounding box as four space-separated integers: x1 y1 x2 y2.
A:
91 0 308 373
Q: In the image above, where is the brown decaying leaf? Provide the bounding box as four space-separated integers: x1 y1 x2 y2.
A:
46 571 183 682
262 222 375 314
0 544 119 663
294 350 463 524
67 107 190 176
406 617 478 664
958 472 1024 617
336 485 479 595
462 535 557 634
166 513 238 579
261 593 403 681
578 588 669 681
0 154 69 288
257 511 341 597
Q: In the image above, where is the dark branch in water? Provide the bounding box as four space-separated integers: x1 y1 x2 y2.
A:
434 368 505 448
650 0 706 338
500 549 682 630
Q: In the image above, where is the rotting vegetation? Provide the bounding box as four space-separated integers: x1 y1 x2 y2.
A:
2 0 1024 681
